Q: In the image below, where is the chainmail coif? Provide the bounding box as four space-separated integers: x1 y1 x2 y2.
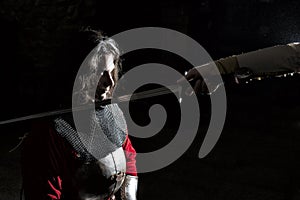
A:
53 103 127 162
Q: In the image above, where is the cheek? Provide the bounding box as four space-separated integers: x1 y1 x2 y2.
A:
111 69 116 81
110 71 116 86
111 76 115 86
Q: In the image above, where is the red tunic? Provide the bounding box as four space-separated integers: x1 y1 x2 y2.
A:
21 120 137 200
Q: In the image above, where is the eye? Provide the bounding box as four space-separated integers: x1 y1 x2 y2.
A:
113 59 118 65
111 69 115 75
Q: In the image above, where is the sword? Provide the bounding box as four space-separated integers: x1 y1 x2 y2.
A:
0 84 183 125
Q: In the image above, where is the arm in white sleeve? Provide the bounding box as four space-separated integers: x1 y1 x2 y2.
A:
121 175 138 200
236 42 300 75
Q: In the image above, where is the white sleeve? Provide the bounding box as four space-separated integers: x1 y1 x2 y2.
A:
236 42 300 74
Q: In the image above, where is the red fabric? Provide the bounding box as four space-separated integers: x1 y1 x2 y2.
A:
47 176 62 199
22 121 137 200
122 133 138 176
45 127 74 200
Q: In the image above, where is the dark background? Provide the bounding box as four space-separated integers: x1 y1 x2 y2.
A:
0 0 300 199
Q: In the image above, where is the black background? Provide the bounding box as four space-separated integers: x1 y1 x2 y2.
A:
0 0 300 199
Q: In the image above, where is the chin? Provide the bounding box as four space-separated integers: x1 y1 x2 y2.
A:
101 93 108 100
97 91 112 101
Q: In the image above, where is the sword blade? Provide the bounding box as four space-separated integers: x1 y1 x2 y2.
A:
0 85 182 125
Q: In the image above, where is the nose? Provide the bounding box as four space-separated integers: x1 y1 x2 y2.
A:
101 71 114 88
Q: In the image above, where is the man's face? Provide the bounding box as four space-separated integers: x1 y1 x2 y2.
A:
97 53 116 101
